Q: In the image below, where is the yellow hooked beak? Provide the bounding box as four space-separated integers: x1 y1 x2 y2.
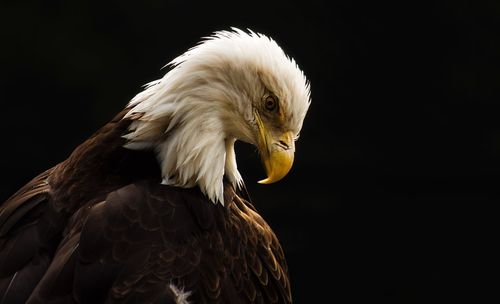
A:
254 110 295 184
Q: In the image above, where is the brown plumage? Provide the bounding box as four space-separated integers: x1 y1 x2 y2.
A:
0 111 291 303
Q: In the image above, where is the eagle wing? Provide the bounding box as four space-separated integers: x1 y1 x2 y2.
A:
0 168 57 303
0 160 291 303
5 180 291 303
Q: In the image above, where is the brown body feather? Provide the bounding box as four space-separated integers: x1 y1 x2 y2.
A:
0 110 291 303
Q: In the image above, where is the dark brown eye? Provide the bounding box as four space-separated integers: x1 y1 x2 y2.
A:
263 94 278 111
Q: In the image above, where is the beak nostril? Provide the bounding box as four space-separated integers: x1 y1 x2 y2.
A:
278 140 289 150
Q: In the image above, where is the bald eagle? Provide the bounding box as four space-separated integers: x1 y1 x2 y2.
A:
0 29 310 303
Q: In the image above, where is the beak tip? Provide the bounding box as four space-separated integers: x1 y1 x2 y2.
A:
257 178 271 184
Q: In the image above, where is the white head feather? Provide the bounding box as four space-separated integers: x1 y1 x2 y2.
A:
123 28 311 204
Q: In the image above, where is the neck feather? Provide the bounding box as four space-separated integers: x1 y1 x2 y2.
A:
123 81 243 205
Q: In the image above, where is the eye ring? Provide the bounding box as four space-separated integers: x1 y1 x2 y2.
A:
263 94 278 112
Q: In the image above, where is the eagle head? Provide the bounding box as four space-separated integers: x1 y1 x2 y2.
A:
124 28 311 204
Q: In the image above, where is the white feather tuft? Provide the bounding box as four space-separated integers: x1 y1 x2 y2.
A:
168 283 191 304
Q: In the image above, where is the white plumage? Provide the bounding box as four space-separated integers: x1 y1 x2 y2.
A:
124 28 311 204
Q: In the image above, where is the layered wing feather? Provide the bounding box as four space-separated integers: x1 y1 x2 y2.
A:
18 181 290 303
0 169 58 304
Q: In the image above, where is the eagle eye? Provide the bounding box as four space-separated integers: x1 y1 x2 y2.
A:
263 94 278 112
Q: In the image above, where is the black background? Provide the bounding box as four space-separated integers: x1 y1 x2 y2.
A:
0 0 498 303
